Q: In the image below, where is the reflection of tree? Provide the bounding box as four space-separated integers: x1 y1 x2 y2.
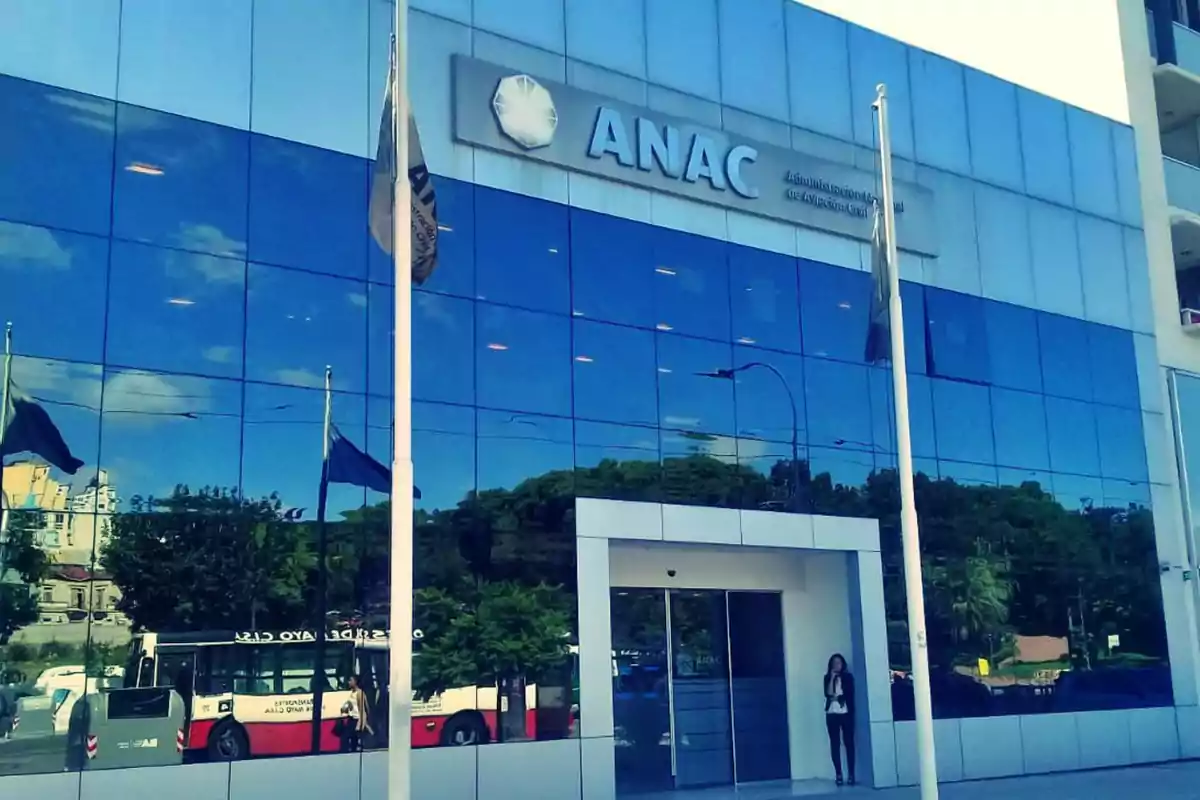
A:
0 510 50 643
101 487 315 632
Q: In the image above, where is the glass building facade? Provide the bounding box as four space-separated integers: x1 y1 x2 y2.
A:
0 1 1183 798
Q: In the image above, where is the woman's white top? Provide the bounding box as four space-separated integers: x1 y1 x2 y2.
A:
827 675 848 715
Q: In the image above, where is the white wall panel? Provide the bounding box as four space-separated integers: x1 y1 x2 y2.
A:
1178 705 1200 758
476 740 582 800
661 502 740 545
894 718 964 784
0 772 79 800
229 753 360 800
473 150 570 205
474 30 566 81
410 11 474 182
410 746 478 800
959 715 1023 779
576 497 663 541
580 737 617 800
576 536 615 738
812 515 880 551
1077 709 1133 769
1019 713 1081 774
739 508 814 549
869 721 898 788
1129 707 1180 763
81 763 229 800
568 174 653 223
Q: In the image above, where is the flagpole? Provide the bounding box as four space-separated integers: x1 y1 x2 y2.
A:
0 323 11 557
389 0 415 797
311 365 333 754
875 84 938 799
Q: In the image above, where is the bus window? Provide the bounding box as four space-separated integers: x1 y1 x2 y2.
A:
137 657 155 689
199 645 240 695
123 637 144 688
280 644 320 694
107 687 171 720
234 646 278 696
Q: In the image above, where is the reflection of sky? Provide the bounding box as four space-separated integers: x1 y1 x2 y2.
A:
0 79 1157 528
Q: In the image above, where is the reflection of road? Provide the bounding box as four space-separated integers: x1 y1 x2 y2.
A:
0 735 67 775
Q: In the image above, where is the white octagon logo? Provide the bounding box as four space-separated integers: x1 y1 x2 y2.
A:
492 74 558 150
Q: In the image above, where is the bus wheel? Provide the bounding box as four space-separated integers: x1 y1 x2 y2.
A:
440 712 489 747
208 720 249 761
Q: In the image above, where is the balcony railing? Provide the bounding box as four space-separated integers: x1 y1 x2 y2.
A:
1164 156 1200 216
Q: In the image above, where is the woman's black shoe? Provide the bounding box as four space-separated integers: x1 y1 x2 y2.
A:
836 775 844 786
848 777 857 786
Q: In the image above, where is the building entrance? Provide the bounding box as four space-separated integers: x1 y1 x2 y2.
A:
610 588 791 794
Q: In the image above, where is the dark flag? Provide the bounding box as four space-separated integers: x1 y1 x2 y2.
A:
865 201 892 365
1 386 83 475
327 424 390 494
368 47 440 285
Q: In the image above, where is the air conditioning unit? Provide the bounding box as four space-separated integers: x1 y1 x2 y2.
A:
1182 308 1200 333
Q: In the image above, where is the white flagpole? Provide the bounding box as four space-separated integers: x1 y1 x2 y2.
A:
0 323 11 543
875 84 938 799
389 0 415 798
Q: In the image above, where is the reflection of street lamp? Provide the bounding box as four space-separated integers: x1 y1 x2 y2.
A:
697 363 800 512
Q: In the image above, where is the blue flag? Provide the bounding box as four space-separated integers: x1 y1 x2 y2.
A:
327 425 391 494
865 202 892 365
1 387 83 475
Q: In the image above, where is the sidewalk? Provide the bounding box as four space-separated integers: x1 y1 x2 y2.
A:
871 760 1200 799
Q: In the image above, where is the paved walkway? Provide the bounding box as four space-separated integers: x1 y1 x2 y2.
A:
872 761 1200 799
628 761 1200 800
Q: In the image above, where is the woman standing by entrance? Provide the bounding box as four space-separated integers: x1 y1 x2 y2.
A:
824 653 855 786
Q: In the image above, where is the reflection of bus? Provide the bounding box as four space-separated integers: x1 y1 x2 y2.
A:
122 630 574 758
122 630 390 760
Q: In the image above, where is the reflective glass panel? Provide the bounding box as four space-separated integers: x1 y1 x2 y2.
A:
652 229 730 341
804 358 872 451
245 264 368 394
1088 324 1139 410
476 303 571 417
1038 314 1093 402
798 260 868 362
1018 88 1073 206
931 380 994 465
657 334 734 436
570 209 655 329
1095 405 1149 483
0 221 108 364
984 301 1042 394
0 78 115 237
731 347 805 445
1045 397 1101 477
965 68 1022 191
991 388 1051 472
573 320 657 427
575 421 661 504
106 240 246 379
113 104 249 256
729 246 801 353
871 369 936 459
99 370 242 500
412 291 474 406
248 135 368 279
474 186 569 314
1067 108 1120 220
373 175 476 298
925 289 989 384
910 51 969 174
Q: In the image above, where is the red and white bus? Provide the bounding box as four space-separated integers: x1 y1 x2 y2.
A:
120 629 542 760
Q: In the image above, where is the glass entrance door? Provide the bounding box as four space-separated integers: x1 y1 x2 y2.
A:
611 588 788 793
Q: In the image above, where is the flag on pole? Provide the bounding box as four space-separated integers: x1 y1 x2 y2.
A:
327 424 391 494
368 51 439 285
0 386 83 475
865 202 891 365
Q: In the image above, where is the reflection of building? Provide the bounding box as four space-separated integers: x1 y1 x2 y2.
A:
2 461 121 628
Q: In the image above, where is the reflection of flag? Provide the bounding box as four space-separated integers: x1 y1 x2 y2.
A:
864 202 891 365
327 424 390 494
1 386 83 475
368 51 439 285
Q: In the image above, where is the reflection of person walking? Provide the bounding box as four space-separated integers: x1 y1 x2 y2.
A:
339 675 374 752
823 653 856 786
